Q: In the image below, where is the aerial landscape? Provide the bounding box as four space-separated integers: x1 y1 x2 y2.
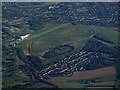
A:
2 2 120 88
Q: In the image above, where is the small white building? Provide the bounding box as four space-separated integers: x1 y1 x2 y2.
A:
20 34 30 40
49 6 54 9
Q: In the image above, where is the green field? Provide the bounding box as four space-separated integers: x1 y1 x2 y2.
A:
16 22 118 64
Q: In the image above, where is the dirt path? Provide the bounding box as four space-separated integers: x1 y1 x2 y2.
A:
49 66 116 82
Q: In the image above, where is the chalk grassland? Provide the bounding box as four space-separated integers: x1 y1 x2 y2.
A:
17 22 118 64
31 23 118 53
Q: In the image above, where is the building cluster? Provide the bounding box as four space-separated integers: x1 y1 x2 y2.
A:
2 2 118 27
38 50 97 79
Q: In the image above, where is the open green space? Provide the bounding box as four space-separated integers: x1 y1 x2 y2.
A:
88 25 118 44
17 22 118 64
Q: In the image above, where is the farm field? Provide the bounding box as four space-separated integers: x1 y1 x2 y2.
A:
49 71 116 88
50 74 116 88
48 66 116 82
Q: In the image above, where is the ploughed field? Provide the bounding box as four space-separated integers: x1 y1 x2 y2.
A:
48 66 116 82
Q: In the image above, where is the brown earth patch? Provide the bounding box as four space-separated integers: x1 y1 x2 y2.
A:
59 30 70 35
112 27 118 30
15 83 26 85
70 37 81 41
29 41 32 54
69 42 80 50
59 29 74 35
23 50 30 56
48 66 116 82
